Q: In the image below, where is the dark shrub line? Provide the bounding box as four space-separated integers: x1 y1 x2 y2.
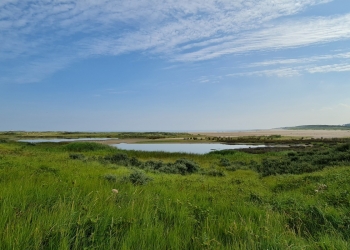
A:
104 153 200 175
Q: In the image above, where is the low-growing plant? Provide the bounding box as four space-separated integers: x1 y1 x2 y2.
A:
128 170 152 185
103 154 201 175
104 153 131 167
174 158 200 174
130 156 142 167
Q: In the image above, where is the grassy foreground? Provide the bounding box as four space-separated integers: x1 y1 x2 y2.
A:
1 140 350 249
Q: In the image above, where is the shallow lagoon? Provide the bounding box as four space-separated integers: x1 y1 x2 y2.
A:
113 143 266 154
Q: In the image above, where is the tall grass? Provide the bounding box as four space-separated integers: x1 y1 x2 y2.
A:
1 141 350 249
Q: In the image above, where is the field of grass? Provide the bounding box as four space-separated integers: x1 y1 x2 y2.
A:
1 139 350 249
0 131 191 140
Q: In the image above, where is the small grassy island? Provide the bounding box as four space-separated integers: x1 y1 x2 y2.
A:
1 131 350 249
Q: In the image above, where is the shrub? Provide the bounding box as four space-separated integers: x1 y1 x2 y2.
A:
128 171 152 185
142 160 164 170
174 159 199 174
103 155 201 175
130 156 142 167
105 153 130 166
158 163 182 174
140 158 200 175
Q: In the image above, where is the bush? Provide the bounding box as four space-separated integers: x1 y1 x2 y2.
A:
103 155 201 175
174 159 199 174
158 164 182 174
128 171 152 185
130 156 142 167
139 158 200 175
142 160 164 170
105 153 130 166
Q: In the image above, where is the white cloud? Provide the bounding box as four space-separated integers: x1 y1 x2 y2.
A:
2 0 348 83
228 61 350 78
0 56 74 84
246 52 350 67
175 14 350 62
233 49 350 77
307 63 350 73
228 68 302 77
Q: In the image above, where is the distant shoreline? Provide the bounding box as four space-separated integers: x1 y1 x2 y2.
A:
192 129 350 139
97 129 350 145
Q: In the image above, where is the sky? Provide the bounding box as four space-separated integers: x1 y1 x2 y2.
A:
1 0 350 131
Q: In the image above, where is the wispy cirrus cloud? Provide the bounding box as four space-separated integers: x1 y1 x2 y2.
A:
247 52 350 67
228 68 302 78
2 0 349 83
174 14 350 62
229 51 350 77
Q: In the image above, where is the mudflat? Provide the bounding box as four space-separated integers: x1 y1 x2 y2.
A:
193 129 350 139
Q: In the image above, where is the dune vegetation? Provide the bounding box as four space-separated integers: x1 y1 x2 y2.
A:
1 138 350 249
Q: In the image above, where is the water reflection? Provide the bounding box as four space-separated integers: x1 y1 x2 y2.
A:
113 143 265 154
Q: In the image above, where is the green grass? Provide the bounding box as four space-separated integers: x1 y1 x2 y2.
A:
1 141 350 249
0 131 191 140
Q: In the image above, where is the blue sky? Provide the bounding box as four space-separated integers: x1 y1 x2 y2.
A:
1 0 350 131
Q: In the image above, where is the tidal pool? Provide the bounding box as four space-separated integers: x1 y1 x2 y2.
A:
113 143 265 154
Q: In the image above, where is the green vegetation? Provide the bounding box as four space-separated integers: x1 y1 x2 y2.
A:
1 139 350 249
0 131 191 140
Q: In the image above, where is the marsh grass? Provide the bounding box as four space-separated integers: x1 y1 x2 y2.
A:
1 141 350 249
